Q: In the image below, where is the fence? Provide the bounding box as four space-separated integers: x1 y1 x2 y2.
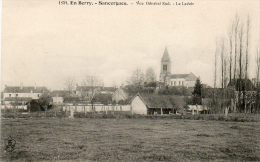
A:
63 104 131 113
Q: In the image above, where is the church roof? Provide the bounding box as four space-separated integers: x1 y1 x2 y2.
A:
161 47 171 62
169 73 197 81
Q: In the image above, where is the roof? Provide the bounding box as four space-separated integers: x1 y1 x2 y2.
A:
101 87 116 92
76 86 116 92
76 86 102 91
161 47 171 62
169 73 197 81
132 93 186 109
4 86 48 93
4 97 32 102
50 90 70 97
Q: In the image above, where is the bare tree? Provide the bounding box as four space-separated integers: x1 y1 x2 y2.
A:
233 15 240 80
130 68 145 88
214 40 218 89
256 49 260 112
245 15 250 80
64 77 76 96
145 67 157 83
81 75 103 100
220 38 226 89
81 75 103 111
228 19 234 83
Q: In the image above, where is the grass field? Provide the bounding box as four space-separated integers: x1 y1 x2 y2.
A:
1 117 259 161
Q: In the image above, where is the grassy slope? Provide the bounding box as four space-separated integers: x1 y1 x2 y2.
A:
1 118 259 161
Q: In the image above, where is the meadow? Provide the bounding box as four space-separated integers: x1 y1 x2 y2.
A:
1 117 259 161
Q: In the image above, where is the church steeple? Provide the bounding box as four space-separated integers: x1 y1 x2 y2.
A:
160 47 172 83
161 47 171 62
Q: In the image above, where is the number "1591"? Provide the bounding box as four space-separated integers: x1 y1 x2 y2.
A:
59 1 68 5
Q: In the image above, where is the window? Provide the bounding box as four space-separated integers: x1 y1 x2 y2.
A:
171 81 173 86
38 94 40 97
163 65 167 72
9 94 11 97
179 81 181 85
174 81 176 86
182 81 184 85
16 94 18 97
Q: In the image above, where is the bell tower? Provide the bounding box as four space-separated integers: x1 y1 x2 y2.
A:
160 47 171 83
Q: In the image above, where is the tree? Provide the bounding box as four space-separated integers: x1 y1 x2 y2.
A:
145 67 157 83
64 77 76 96
81 75 103 110
256 49 260 112
38 93 52 111
129 68 145 88
192 78 202 105
233 15 240 81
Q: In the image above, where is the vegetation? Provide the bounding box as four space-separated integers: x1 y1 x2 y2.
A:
1 118 259 161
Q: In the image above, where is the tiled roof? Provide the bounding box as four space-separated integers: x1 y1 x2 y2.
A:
50 90 70 97
134 93 186 109
76 86 102 91
4 86 48 93
76 86 116 92
169 73 197 81
4 97 32 101
101 87 116 92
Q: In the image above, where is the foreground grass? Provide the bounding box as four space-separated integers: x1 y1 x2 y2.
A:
1 118 259 161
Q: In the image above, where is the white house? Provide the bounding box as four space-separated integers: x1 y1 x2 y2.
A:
187 105 208 114
3 85 48 105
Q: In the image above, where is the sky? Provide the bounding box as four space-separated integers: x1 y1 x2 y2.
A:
1 0 260 90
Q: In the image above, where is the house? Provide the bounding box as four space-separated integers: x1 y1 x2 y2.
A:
3 85 48 106
50 90 70 105
112 87 128 103
100 87 116 94
159 47 197 87
130 93 186 115
75 85 102 99
187 105 208 114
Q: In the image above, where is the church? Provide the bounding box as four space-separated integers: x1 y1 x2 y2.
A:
159 47 197 88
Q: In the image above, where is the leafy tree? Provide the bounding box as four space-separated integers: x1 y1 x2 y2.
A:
192 78 202 105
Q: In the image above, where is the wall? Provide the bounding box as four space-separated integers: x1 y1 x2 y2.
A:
130 96 147 115
3 92 42 99
63 104 131 112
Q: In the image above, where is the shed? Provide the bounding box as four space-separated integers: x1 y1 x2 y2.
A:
130 93 186 115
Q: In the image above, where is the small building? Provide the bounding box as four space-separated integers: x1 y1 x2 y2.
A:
50 90 70 105
130 93 186 115
187 105 208 114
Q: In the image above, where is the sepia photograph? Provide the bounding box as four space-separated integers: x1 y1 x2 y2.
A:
0 0 260 161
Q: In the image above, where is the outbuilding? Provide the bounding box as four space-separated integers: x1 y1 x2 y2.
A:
130 93 185 115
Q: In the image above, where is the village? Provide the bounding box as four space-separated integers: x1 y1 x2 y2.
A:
1 0 260 161
1 47 259 118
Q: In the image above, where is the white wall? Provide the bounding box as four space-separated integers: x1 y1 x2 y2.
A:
169 78 185 86
130 96 147 115
3 92 42 99
63 105 131 112
52 97 63 104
